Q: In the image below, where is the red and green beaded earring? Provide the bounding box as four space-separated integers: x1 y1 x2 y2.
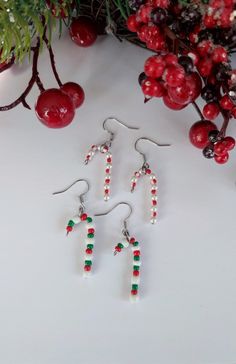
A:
131 137 171 224
53 179 95 277
84 117 139 201
95 202 141 302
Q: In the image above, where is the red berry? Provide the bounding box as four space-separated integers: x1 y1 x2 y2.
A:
126 14 140 32
148 0 170 8
35 89 75 128
146 35 166 51
220 95 234 110
212 46 228 63
197 58 213 77
163 94 187 110
84 265 91 271
144 55 166 78
60 82 85 108
80 213 88 221
203 102 220 120
197 40 213 57
142 77 165 97
189 120 217 149
185 72 202 102
137 25 149 42
231 106 236 118
214 153 229 164
164 53 178 66
224 136 235 150
214 141 229 156
69 17 97 47
203 14 217 28
137 5 152 23
168 82 191 105
164 65 185 87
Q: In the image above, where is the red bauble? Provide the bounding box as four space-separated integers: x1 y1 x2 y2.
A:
163 94 187 110
60 82 85 108
69 17 97 47
189 120 217 149
35 89 75 128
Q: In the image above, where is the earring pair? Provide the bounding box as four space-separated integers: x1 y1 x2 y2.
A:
84 117 170 223
54 179 140 302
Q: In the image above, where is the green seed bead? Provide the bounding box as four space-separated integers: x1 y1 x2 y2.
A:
133 265 139 271
118 243 124 249
68 220 75 227
87 217 93 223
85 260 92 266
134 255 140 261
87 233 94 239
87 244 94 249
133 241 139 246
132 284 138 290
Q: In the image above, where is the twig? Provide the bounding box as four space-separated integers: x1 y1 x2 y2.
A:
192 101 204 120
43 33 63 87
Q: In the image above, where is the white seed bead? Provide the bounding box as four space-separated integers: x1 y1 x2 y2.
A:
150 218 157 224
151 185 158 191
131 177 137 183
104 185 110 190
106 163 112 169
83 271 91 278
131 276 140 284
135 172 140 177
104 195 110 201
106 152 112 158
85 238 95 245
86 223 95 230
152 196 158 201
130 294 139 303
71 215 81 224
131 246 140 252
84 254 93 261
151 207 157 213
121 238 129 248
133 260 141 267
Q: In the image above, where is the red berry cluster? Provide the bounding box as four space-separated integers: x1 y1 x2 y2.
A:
203 0 234 29
140 53 202 109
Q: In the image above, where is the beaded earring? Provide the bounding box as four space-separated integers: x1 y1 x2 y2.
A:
130 137 171 224
95 202 141 302
53 179 95 277
84 117 139 201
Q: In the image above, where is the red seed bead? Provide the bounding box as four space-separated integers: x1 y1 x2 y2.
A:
152 211 157 217
152 199 157 205
133 270 140 276
133 250 140 256
144 55 166 78
212 46 228 63
104 189 109 194
86 248 93 254
105 168 110 173
146 168 152 174
214 153 229 164
105 178 110 184
152 178 157 184
220 95 234 110
66 226 73 232
224 136 235 151
107 157 112 163
88 228 95 234
126 14 140 32
84 265 91 271
115 246 121 252
151 189 157 195
130 237 136 244
80 213 88 221
165 65 185 87
203 102 220 120
131 289 138 295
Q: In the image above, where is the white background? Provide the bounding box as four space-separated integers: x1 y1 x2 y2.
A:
0 32 236 364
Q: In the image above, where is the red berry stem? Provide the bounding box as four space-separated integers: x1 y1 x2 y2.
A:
0 38 41 111
42 32 63 87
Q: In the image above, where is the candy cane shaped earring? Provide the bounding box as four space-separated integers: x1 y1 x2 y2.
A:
53 179 95 277
84 117 139 201
95 202 141 302
131 137 171 224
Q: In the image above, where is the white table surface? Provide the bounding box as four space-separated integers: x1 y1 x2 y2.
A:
0 32 236 364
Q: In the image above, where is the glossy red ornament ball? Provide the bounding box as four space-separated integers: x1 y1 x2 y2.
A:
35 89 75 128
189 120 217 149
69 17 97 47
220 95 234 110
203 102 220 120
60 82 85 108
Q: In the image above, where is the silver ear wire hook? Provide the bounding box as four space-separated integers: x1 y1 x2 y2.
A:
102 117 139 145
95 202 133 240
53 179 90 214
134 137 171 166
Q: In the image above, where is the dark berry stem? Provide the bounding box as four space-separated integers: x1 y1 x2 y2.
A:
43 34 63 87
192 101 204 120
0 38 42 111
219 112 230 137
